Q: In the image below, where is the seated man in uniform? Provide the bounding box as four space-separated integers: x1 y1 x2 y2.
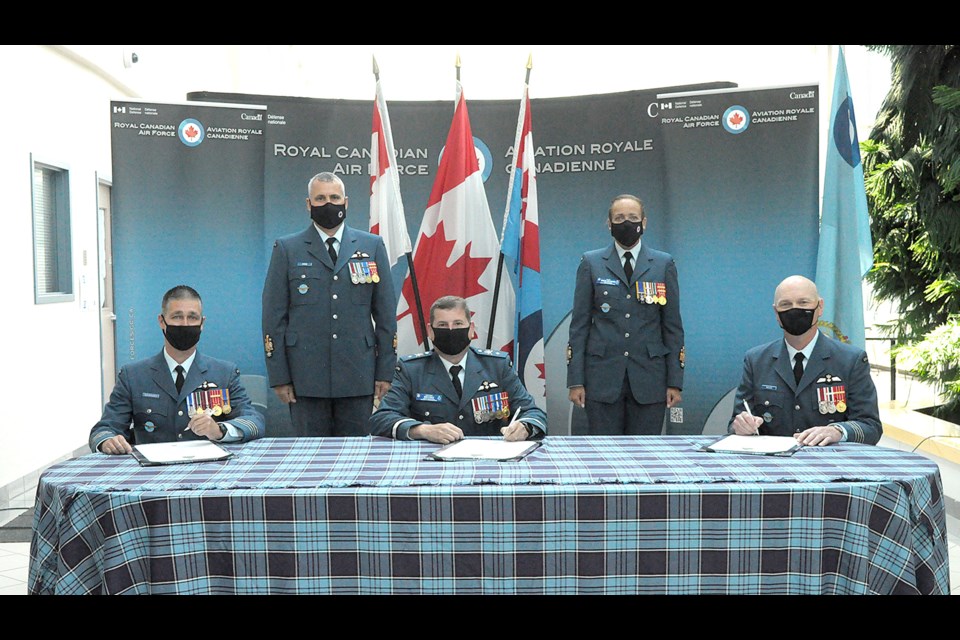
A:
370 296 546 444
90 285 265 454
728 275 881 446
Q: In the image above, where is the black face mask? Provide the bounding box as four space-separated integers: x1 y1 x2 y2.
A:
610 220 643 247
162 319 202 351
311 202 346 229
431 327 472 356
778 307 817 336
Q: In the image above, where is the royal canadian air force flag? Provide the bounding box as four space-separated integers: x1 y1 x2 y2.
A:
396 83 515 356
501 86 546 406
816 45 873 349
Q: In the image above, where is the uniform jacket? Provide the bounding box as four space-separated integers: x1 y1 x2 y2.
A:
262 224 397 398
370 346 548 440
89 351 265 452
728 332 882 445
567 242 685 404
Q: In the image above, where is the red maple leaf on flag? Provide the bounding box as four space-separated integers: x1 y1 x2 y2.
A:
397 220 492 346
535 362 546 381
729 112 743 126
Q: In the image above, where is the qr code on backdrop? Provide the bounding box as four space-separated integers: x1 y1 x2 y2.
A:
669 407 683 423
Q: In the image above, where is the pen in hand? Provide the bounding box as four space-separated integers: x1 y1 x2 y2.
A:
502 406 523 440
742 400 760 436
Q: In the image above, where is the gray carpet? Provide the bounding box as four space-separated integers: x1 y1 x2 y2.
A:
0 507 34 543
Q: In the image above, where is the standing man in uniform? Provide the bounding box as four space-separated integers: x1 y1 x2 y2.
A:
567 194 685 435
370 296 546 444
91 285 265 454
728 275 881 446
262 172 397 437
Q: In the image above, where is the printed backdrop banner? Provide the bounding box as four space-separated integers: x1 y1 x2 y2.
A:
109 100 266 374
110 83 818 435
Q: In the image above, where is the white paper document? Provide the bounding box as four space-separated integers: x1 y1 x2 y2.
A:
431 439 540 461
706 434 802 456
132 440 232 465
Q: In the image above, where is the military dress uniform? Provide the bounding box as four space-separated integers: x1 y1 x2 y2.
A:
567 242 684 435
370 347 547 440
728 332 882 444
262 224 397 436
89 351 265 452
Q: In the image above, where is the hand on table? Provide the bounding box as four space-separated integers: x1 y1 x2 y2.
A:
410 423 464 445
99 435 133 455
795 425 842 447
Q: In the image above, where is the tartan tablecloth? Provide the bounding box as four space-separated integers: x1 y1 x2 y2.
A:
29 436 949 594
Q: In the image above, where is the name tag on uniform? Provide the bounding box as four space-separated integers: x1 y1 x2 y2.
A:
761 384 778 391
415 393 443 402
596 277 619 286
297 262 313 267
142 392 160 398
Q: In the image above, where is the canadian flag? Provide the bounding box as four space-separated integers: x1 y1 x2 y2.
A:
369 76 411 268
395 83 515 356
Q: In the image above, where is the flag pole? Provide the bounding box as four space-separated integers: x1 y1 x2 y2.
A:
487 53 533 350
373 55 430 350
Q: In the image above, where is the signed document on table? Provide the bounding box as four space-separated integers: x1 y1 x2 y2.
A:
131 441 233 466
429 439 541 462
704 434 802 457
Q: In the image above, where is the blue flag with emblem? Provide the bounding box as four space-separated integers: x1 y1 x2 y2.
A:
816 46 873 349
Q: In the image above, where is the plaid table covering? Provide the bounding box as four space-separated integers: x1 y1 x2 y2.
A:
29 436 949 594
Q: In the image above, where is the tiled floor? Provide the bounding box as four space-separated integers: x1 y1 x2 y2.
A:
2 508 957 595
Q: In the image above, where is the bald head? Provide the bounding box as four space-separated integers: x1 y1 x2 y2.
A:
773 275 819 308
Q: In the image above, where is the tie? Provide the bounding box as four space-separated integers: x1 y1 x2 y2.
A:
793 353 804 385
623 252 634 281
449 365 463 399
326 237 338 264
174 365 185 394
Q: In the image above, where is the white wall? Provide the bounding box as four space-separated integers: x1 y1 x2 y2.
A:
0 46 119 487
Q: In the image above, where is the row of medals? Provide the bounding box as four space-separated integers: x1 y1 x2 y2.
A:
818 399 847 414
187 387 232 418
349 261 380 285
474 393 511 424
637 282 667 305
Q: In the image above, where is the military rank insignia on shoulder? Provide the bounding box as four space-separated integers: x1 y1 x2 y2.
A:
401 351 432 362
475 348 508 359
